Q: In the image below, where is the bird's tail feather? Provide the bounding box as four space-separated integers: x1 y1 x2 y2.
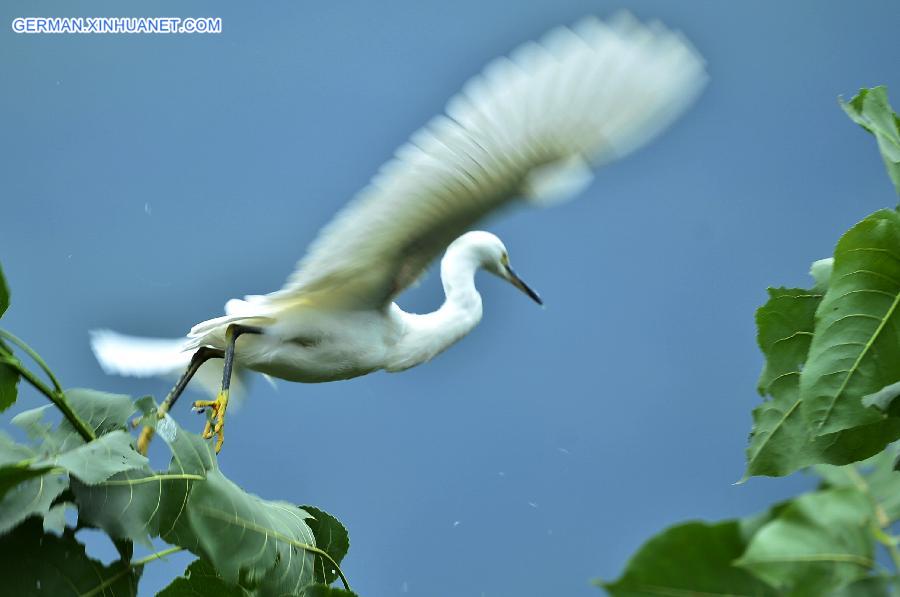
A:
89 329 248 401
90 330 191 378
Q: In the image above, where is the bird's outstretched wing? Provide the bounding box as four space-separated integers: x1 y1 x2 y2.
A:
266 13 706 311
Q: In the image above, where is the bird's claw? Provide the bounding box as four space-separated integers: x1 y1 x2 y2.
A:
193 390 229 453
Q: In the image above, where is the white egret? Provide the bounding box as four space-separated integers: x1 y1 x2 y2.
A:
91 13 707 453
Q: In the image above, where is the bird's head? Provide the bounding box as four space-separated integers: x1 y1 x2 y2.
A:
459 231 543 306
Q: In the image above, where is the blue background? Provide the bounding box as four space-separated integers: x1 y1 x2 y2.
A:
2 1 899 595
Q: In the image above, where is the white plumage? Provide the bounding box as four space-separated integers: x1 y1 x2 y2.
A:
92 14 706 406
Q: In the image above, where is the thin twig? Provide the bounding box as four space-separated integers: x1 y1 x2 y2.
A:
131 545 185 567
0 328 64 394
845 465 900 571
80 546 186 597
0 355 95 442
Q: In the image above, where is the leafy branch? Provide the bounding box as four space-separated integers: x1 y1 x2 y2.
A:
0 262 355 595
0 329 95 443
600 86 900 595
841 86 900 195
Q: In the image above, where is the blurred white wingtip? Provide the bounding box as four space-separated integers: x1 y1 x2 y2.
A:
457 11 707 207
523 155 594 206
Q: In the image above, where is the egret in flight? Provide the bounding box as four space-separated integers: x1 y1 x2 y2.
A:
92 13 706 453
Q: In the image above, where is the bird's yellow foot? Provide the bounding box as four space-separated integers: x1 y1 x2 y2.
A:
193 390 229 453
136 425 155 455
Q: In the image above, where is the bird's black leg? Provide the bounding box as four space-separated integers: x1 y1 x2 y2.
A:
136 345 225 454
193 323 264 453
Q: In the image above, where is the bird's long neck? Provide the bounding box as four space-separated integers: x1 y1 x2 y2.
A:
386 246 484 371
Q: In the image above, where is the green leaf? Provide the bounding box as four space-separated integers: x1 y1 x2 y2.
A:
0 517 140 595
0 261 9 318
0 264 15 411
158 559 251 597
60 388 136 447
11 405 54 440
0 428 40 466
303 505 350 585
71 414 213 548
5 405 145 490
0 405 145 534
746 288 822 476
755 288 822 396
34 429 147 485
0 351 18 414
0 412 68 534
840 86 900 195
183 469 317 594
599 520 777 596
0 470 67 535
72 466 163 548
737 499 793 547
801 209 900 436
42 502 74 535
745 288 900 477
815 446 900 522
736 487 875 595
861 380 900 414
0 464 51 502
12 390 136 455
0 431 55 503
746 390 900 478
74 413 322 594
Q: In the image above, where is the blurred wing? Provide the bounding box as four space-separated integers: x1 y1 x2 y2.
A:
268 13 706 311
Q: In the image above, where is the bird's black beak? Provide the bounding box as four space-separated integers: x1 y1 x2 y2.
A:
505 265 543 306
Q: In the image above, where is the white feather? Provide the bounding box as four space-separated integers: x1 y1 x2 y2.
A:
90 13 706 403
90 330 190 378
89 330 246 401
263 12 706 312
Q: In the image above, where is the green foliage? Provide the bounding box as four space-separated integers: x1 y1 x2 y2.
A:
0 517 140 595
801 209 900 435
603 453 900 595
0 262 8 318
607 85 900 595
159 560 252 596
746 283 900 478
0 463 66 536
0 358 18 414
599 520 777 596
736 488 874 594
746 287 824 476
158 559 355 597
815 450 900 522
745 89 900 477
2 82 895 596
0 264 19 413
0 263 353 595
0 393 148 535
303 505 351 586
841 86 900 195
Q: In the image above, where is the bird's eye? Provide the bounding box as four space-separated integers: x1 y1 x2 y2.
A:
500 253 509 266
